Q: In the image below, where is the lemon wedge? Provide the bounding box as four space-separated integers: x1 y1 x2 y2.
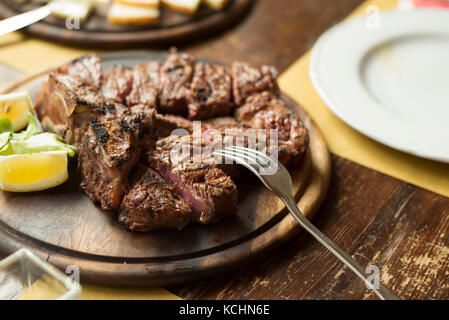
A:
0 151 68 192
0 92 34 132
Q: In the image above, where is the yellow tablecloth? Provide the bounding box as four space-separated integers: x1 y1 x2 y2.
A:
0 0 448 300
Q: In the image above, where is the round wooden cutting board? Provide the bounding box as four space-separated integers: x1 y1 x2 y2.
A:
0 51 331 286
0 0 253 48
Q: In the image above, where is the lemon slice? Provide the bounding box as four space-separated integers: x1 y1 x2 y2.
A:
0 151 68 192
0 92 34 132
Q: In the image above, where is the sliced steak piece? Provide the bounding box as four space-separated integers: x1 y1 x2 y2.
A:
78 118 141 211
187 62 233 120
202 116 240 129
148 136 238 224
160 114 193 134
102 65 133 103
119 164 192 232
35 54 120 146
56 53 103 89
235 91 309 167
117 107 193 156
159 48 195 115
126 62 161 109
231 61 279 105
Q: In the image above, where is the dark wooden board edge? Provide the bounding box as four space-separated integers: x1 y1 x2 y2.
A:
0 0 253 49
0 53 331 286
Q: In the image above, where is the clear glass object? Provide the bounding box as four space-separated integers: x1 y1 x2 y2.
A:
0 248 81 300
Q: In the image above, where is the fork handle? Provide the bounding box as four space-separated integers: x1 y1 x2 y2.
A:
282 195 400 300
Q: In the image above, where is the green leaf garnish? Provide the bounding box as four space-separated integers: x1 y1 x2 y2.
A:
11 113 41 141
0 118 13 133
0 132 11 150
0 112 77 157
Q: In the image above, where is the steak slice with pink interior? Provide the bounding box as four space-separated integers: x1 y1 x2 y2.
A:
147 135 238 224
119 164 192 232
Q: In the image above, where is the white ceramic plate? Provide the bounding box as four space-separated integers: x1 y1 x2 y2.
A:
310 9 449 163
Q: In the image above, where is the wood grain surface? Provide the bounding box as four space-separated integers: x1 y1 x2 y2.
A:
167 0 449 299
0 53 330 287
0 0 252 48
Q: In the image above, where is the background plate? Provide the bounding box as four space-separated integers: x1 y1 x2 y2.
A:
310 9 449 163
0 0 253 48
0 51 330 286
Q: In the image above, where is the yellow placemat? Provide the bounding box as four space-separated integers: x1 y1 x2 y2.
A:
279 0 449 198
0 33 87 73
80 285 181 300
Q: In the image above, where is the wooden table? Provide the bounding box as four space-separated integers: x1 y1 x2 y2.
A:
1 0 447 300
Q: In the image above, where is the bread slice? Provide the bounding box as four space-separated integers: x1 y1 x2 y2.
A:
202 0 229 10
161 0 201 15
108 3 160 25
114 0 159 8
49 0 93 21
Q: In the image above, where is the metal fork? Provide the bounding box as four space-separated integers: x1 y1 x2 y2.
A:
213 146 400 300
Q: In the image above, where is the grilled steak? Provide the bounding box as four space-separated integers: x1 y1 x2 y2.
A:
102 65 133 104
160 114 193 134
119 164 192 232
202 116 240 129
235 92 309 167
78 117 141 211
232 61 279 105
35 50 312 232
147 135 238 224
126 62 161 109
187 62 233 120
124 108 193 143
159 48 195 115
35 54 118 146
56 54 103 89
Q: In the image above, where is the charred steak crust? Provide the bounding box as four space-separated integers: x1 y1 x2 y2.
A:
187 62 234 120
231 61 279 105
119 165 192 232
78 118 141 211
159 48 195 115
235 91 309 167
